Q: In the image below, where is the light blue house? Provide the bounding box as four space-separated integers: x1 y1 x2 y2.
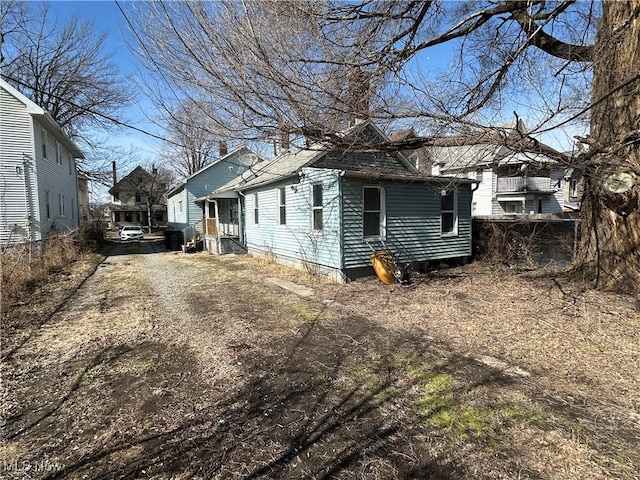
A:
166 146 262 238
208 122 474 281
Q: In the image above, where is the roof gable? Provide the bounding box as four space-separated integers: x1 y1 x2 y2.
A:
109 166 155 195
216 121 418 192
1 78 84 159
167 145 264 197
0 78 44 114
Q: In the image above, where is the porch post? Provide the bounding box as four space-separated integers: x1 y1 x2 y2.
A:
205 200 210 234
213 200 221 254
238 197 243 245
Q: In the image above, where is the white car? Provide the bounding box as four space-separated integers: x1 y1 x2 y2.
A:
120 225 144 241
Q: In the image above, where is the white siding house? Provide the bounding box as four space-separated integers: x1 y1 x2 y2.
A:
1 79 84 245
431 143 566 217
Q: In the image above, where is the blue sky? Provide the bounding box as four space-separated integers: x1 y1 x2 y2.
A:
48 1 163 159
44 0 581 196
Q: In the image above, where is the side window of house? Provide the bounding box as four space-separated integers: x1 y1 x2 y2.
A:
570 178 579 198
441 190 458 236
41 128 47 159
178 200 183 214
253 193 259 224
59 194 65 217
363 186 384 239
135 193 141 203
68 153 73 175
278 188 286 225
45 190 51 219
312 184 323 231
56 142 62 165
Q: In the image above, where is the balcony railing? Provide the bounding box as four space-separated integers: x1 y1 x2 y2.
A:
497 176 551 192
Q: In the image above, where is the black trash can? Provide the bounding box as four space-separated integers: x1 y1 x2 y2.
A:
164 230 183 251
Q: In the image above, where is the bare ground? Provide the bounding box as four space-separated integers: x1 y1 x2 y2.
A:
1 239 638 479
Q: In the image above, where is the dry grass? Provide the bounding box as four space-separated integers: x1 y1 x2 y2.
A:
1 234 87 309
2 247 638 480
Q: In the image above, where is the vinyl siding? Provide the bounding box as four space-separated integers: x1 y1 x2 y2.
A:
0 87 36 243
471 169 493 216
342 179 472 269
167 149 260 231
244 169 342 269
314 151 410 175
167 186 188 228
33 118 79 236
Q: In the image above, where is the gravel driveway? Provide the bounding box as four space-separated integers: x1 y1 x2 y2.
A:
2 239 638 479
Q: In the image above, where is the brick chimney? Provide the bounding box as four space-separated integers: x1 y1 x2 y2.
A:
219 141 228 157
112 161 117 187
347 67 370 127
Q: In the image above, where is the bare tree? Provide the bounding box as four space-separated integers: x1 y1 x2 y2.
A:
162 99 222 178
134 0 639 293
0 0 27 65
1 0 137 197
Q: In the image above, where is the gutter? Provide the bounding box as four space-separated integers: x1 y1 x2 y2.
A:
340 170 476 185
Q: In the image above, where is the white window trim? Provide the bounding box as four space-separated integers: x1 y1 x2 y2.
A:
178 200 183 214
311 183 323 232
440 189 458 237
41 128 48 159
363 185 386 240
253 193 259 225
56 142 63 165
58 193 65 217
277 187 286 225
570 178 579 198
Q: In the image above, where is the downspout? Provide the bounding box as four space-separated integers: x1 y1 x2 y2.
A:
238 190 246 247
212 199 221 254
338 171 345 279
22 153 36 243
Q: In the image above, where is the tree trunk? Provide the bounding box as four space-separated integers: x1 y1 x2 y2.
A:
575 1 640 293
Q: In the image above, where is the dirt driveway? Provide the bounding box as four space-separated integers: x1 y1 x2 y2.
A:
1 239 638 479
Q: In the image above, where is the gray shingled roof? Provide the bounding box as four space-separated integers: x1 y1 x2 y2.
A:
432 144 558 173
212 146 326 195
213 120 417 194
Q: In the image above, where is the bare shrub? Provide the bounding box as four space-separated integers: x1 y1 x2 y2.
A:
473 219 577 267
474 222 535 266
1 233 85 308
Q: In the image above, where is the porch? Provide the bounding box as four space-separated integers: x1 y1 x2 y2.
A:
202 197 245 254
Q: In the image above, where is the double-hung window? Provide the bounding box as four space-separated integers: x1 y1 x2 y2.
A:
59 194 65 217
278 188 286 225
363 186 385 239
45 190 51 219
312 184 323 231
253 193 259 224
441 190 458 236
41 128 47 159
